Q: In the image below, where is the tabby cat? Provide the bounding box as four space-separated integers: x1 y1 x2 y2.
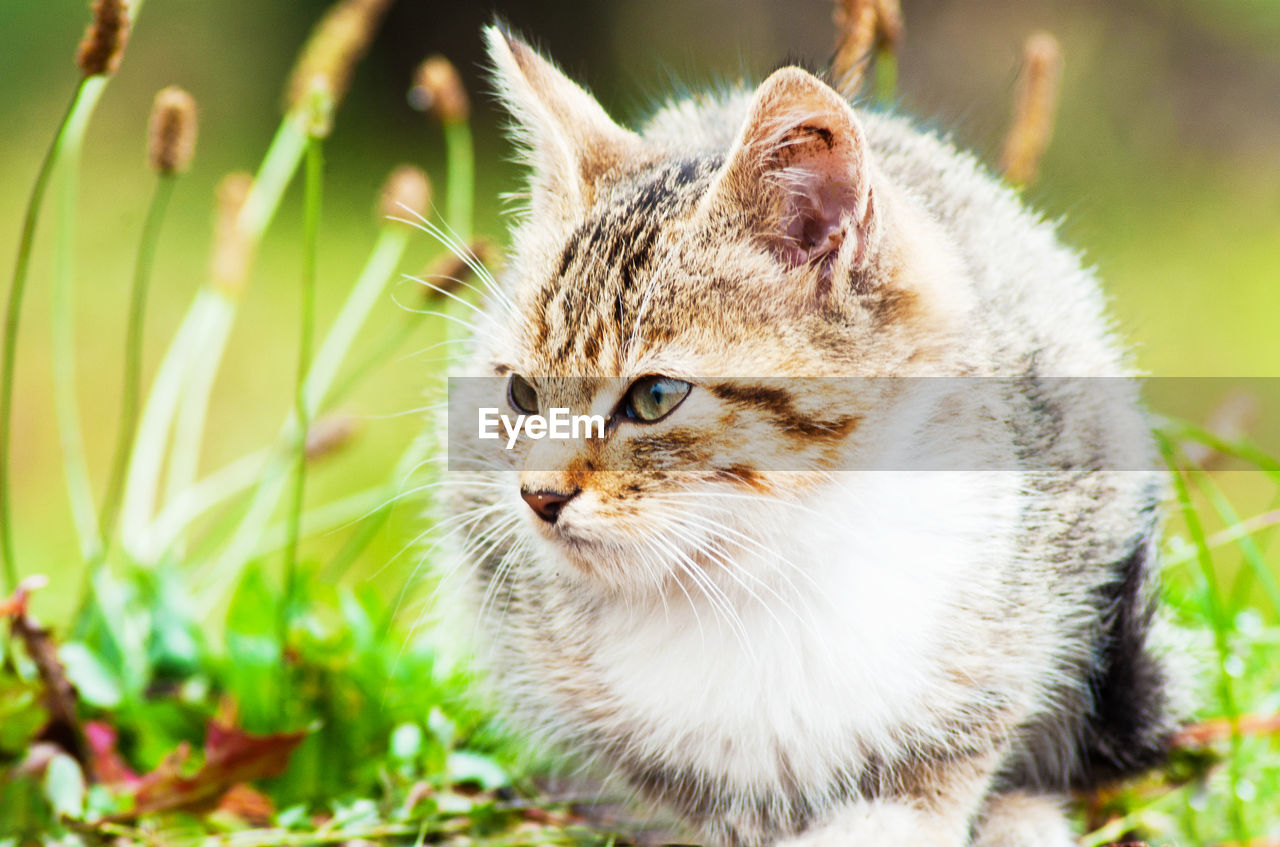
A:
439 25 1180 846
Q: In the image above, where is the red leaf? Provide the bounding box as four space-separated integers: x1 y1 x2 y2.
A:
130 719 309 815
85 721 141 788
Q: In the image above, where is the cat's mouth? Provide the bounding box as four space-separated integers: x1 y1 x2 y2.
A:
526 503 718 586
533 514 604 557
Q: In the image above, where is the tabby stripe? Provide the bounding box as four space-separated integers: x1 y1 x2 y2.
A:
708 382 862 440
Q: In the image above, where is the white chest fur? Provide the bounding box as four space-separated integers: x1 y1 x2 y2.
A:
539 470 1025 792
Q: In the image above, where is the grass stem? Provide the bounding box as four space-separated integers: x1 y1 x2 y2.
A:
320 429 434 581
283 134 325 632
443 120 474 242
50 77 110 562
161 297 235 554
1158 433 1249 843
202 220 410 591
304 227 408 412
874 50 897 103
1 80 96 592
122 115 309 554
97 176 177 564
120 289 220 552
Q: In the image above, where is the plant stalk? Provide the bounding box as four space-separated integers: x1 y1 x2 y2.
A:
121 113 309 555
97 175 178 562
1 80 95 592
1158 434 1247 844
200 222 410 588
442 119 473 242
283 134 325 631
50 76 110 561
160 298 234 554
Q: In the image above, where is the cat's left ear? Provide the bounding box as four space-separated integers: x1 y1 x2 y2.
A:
484 25 643 218
703 67 882 274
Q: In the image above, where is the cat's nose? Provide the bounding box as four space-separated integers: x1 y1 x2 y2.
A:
520 487 579 523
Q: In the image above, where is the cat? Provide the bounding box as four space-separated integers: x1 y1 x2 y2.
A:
438 24 1182 847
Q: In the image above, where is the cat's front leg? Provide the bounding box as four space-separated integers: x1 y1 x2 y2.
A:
775 798 971 847
774 755 996 847
969 792 1075 847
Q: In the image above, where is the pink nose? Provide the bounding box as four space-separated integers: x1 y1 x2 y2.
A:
520 488 578 523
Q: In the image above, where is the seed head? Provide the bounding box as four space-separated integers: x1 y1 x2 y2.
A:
211 172 254 295
410 55 469 124
873 0 904 51
305 413 360 461
147 86 198 175
832 0 878 97
379 165 431 222
77 0 131 77
832 0 903 98
419 239 494 303
286 0 393 115
1183 390 1260 469
999 32 1064 188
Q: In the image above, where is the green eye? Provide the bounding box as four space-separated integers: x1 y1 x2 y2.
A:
508 374 539 414
624 376 691 423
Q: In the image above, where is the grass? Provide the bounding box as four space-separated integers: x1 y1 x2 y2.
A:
1 77 104 591
283 94 330 646
1 2 1279 846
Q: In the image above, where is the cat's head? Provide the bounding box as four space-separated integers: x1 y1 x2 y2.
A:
462 27 972 591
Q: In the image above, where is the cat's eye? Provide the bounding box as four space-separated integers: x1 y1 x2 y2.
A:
624 376 691 423
508 374 539 414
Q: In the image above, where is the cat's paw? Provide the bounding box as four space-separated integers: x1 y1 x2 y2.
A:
970 792 1075 847
775 800 964 847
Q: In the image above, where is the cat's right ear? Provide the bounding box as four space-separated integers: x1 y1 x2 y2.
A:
483 25 643 219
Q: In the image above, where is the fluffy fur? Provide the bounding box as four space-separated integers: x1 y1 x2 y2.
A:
436 26 1180 846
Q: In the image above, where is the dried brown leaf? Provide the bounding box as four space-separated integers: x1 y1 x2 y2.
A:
128 720 309 816
216 783 275 826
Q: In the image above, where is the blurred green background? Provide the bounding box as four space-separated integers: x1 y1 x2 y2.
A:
2 0 1279 623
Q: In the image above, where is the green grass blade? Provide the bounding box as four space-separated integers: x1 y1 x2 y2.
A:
1156 432 1248 842
1 80 94 591
443 120 474 242
97 176 178 561
284 131 326 639
49 78 110 561
1191 469 1280 620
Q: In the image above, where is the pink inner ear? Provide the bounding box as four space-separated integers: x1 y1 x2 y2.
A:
769 129 866 271
778 167 860 269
